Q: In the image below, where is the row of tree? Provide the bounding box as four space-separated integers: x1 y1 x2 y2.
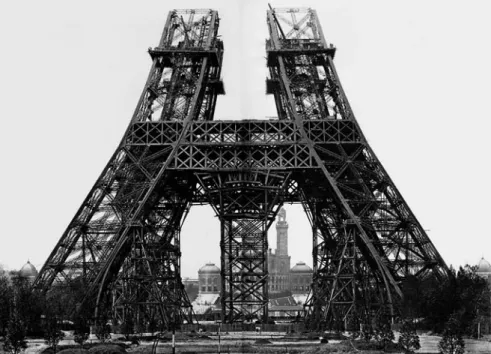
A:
402 265 491 336
0 268 95 354
0 264 489 354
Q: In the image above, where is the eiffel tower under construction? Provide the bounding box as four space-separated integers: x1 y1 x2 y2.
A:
34 6 450 330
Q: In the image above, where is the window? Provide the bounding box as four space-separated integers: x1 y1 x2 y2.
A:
201 286 206 291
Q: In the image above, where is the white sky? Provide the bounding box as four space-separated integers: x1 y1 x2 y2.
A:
1 1 491 278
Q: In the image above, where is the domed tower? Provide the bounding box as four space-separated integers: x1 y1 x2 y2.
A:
476 257 491 284
290 261 312 294
18 261 38 283
198 263 221 294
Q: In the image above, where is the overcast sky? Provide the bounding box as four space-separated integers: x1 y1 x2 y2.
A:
0 1 490 278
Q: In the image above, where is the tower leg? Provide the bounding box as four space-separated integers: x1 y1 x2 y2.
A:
107 175 194 331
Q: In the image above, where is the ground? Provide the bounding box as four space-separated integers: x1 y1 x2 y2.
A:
2 330 491 353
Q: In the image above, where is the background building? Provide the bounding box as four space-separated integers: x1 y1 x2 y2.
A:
268 208 291 293
190 263 221 319
10 260 38 283
198 263 221 293
191 208 313 316
476 257 491 284
290 261 313 294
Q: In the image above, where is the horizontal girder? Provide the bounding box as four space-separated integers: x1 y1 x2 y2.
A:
128 119 360 146
127 119 361 170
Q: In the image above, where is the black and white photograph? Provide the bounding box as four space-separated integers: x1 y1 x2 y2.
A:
1 1 491 353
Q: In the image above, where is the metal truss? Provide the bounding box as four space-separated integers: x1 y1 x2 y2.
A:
196 171 289 322
34 6 450 330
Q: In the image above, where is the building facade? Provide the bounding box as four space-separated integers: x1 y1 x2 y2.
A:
10 260 38 283
290 262 312 294
198 263 221 293
476 257 491 283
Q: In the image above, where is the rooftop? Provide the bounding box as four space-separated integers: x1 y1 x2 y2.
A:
291 261 312 273
19 261 38 278
477 257 491 273
198 263 220 274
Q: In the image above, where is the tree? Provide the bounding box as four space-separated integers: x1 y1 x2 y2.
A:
398 319 420 354
454 265 490 336
11 276 43 336
3 313 28 354
43 315 65 354
417 268 457 333
0 268 13 337
438 314 465 354
73 315 90 347
416 265 490 335
374 322 395 352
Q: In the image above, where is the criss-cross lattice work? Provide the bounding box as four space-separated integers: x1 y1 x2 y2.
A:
34 7 450 330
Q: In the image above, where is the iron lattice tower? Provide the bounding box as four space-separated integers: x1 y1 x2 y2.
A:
34 7 450 330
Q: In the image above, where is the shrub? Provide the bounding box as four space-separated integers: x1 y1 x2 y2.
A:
398 319 420 354
374 322 395 351
360 323 374 342
74 331 89 347
73 317 90 347
94 322 111 343
438 314 465 354
43 316 66 354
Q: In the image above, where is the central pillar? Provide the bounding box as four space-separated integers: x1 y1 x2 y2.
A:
196 171 291 324
221 218 269 323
